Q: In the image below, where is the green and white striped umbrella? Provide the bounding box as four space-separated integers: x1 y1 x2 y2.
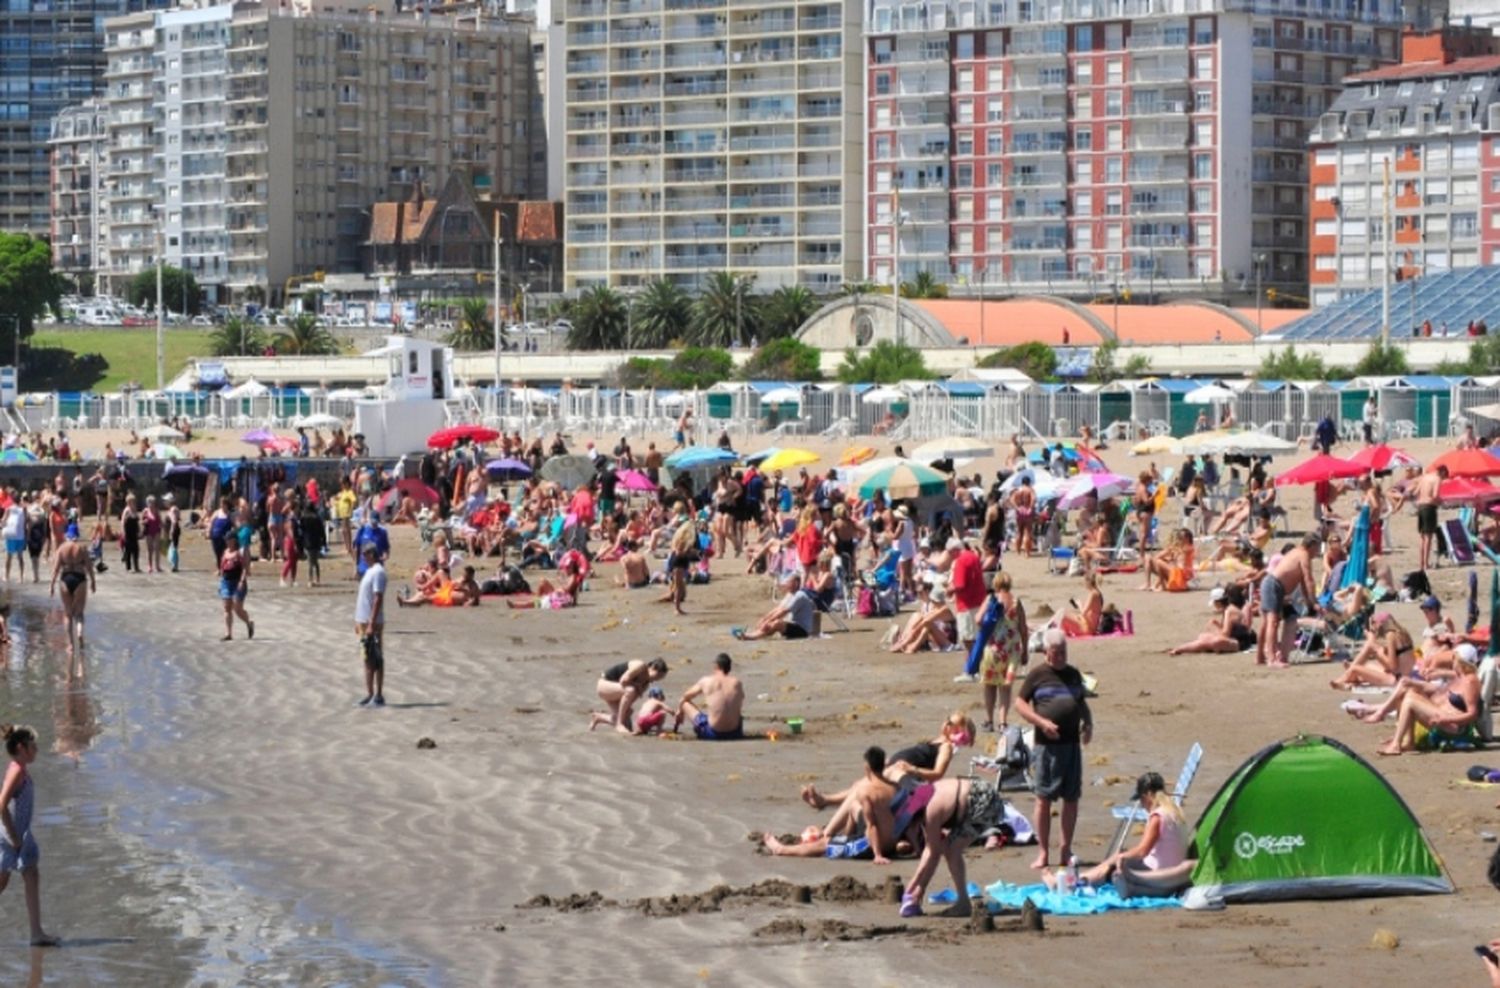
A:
857 461 949 500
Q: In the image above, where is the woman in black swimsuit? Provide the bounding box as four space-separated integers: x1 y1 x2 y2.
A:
119 495 141 573
1331 611 1415 689
801 712 976 811
589 658 668 735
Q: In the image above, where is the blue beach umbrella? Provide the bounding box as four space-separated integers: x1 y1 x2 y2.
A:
1338 505 1370 592
0 447 36 463
485 458 532 480
665 447 737 469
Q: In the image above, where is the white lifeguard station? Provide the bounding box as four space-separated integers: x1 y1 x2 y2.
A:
354 336 456 455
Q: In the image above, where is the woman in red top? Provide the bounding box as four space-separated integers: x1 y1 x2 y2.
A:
794 505 822 571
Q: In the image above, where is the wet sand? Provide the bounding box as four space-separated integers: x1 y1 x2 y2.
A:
0 433 1496 984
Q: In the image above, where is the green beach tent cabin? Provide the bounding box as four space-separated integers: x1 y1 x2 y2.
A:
1183 734 1452 910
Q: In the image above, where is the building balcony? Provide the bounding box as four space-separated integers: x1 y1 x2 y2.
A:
1128 168 1190 184
1008 140 1067 155
1130 198 1189 215
729 134 796 151
1128 234 1188 248
665 195 729 211
1129 99 1188 116
1011 171 1067 187
731 192 796 209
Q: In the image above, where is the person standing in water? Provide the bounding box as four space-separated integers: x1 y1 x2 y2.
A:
0 725 60 947
217 538 254 642
48 529 93 673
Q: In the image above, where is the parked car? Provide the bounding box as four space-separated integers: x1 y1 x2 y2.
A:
551 318 573 334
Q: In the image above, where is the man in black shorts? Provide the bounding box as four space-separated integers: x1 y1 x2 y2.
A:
737 573 816 641
1414 465 1445 571
1013 628 1092 870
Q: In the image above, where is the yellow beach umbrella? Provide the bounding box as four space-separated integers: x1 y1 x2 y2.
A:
760 448 821 472
1130 434 1179 455
838 446 877 466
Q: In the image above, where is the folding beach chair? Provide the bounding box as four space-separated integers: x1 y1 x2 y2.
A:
1442 517 1477 566
1478 655 1500 743
1106 742 1203 858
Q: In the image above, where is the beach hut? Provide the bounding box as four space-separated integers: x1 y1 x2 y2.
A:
1183 734 1451 910
1354 375 1466 440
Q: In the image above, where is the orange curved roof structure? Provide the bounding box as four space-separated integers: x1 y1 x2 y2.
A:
909 299 1304 346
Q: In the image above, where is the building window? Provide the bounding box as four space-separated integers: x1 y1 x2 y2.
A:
1193 153 1212 179
1314 219 1337 235
1193 52 1213 79
1105 189 1122 214
1105 157 1122 182
987 162 1002 185
1075 61 1092 85
957 100 974 123
1106 59 1123 83
1074 127 1092 150
956 33 975 58
874 72 891 95
1105 90 1123 116
1105 24 1124 50
1106 124 1123 149
1075 190 1093 215
958 67 974 91
1193 18 1214 44
957 132 974 155
1074 93 1092 118
956 228 973 252
874 105 892 127
987 66 1004 90
1075 24 1093 49
1193 121 1212 146
1194 88 1213 112
874 135 891 159
957 164 973 187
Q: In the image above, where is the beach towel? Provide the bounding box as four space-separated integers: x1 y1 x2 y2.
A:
982 881 1182 916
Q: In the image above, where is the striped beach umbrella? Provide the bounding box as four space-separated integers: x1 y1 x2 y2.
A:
857 461 949 500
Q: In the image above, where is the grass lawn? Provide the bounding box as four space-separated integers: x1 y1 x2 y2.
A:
31 327 215 392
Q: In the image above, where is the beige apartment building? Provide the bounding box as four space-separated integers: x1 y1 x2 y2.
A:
48 100 109 289
92 0 541 305
560 0 865 294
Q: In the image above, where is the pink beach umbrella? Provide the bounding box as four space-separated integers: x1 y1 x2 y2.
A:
617 468 658 493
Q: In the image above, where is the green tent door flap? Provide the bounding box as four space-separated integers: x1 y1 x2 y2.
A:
1185 734 1451 910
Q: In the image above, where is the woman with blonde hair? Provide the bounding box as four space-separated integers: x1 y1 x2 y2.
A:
1078 771 1194 897
1330 611 1415 690
1060 570 1105 637
1141 527 1195 592
978 571 1027 731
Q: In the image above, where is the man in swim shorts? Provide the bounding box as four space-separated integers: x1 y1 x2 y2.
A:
675 653 745 740
1414 465 1444 571
1256 534 1317 668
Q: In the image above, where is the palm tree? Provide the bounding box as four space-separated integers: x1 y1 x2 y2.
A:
446 297 495 351
900 270 948 299
274 313 340 356
691 271 756 347
630 279 691 348
211 316 266 357
568 285 627 350
760 285 818 340
840 280 880 296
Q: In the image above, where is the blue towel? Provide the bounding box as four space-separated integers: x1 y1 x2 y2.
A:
983 881 1182 915
927 882 983 904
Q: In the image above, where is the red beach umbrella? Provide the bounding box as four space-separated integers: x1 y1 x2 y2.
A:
1272 453 1367 487
1439 477 1500 505
428 424 501 449
1428 448 1500 479
1346 444 1420 474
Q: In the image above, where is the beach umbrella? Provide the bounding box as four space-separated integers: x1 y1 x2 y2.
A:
224 378 269 399
485 457 532 480
759 448 820 472
0 448 36 464
1184 384 1236 405
1057 471 1132 509
140 424 184 441
860 386 906 404
1428 448 1500 478
539 453 596 490
838 446 877 466
858 461 949 500
1468 403 1500 422
428 424 500 449
293 412 344 429
1131 434 1179 455
1198 430 1298 457
1339 505 1370 592
262 436 299 454
1438 476 1500 505
616 468 658 493
1346 444 1420 475
240 428 276 445
146 443 184 460
759 387 803 404
1273 453 1367 487
327 387 369 400
665 446 737 469
911 437 994 464
743 447 781 465
377 478 440 513
1072 443 1109 473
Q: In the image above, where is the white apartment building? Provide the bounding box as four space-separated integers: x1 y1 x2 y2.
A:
48 100 109 289
863 0 1411 299
91 0 540 304
560 0 865 293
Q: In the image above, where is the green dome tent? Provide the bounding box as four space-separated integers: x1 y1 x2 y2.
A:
1184 734 1452 910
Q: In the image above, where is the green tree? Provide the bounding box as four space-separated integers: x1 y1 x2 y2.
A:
899 270 947 299
210 316 267 357
759 285 819 340
273 313 340 355
1087 340 1120 384
1256 345 1328 380
1448 336 1500 375
840 280 883 296
669 346 734 388
0 232 64 354
1352 340 1410 377
446 297 495 352
125 265 202 315
691 271 756 347
630 279 691 349
978 342 1058 381
569 285 627 350
1122 353 1153 377
740 338 823 381
613 356 676 390
836 340 934 383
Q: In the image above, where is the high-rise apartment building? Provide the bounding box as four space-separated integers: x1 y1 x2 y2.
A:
864 0 1416 300
90 0 540 304
1309 26 1500 305
48 100 109 288
0 0 170 236
560 0 865 293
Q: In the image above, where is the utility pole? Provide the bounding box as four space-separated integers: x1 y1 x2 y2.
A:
493 212 503 399
156 227 165 391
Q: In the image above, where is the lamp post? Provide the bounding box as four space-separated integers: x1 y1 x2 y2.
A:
156 226 165 391
492 209 511 399
892 203 908 345
1254 252 1267 332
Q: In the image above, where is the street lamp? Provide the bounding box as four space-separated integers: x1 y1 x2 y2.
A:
1254 252 1267 332
892 204 909 345
492 210 510 398
155 225 165 391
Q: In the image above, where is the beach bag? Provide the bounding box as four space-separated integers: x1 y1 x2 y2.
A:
1402 569 1432 601
871 586 899 618
1097 609 1119 635
997 726 1032 792
857 586 877 618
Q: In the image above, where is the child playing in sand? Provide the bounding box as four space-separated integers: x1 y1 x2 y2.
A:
0 724 59 946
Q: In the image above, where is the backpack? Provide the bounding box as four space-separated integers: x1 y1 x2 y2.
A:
996 726 1032 792
497 565 530 595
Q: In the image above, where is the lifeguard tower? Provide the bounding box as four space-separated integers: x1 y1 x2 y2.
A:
354 336 456 455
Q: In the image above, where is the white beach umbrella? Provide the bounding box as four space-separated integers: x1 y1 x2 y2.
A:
1184 384 1236 405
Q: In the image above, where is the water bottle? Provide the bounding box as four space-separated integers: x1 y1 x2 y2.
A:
1067 855 1081 893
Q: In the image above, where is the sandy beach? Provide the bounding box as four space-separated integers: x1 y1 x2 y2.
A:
0 431 1498 985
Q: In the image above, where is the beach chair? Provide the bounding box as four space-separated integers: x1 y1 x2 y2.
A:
1442 518 1477 566
767 546 801 597
1105 742 1204 858
1478 655 1500 743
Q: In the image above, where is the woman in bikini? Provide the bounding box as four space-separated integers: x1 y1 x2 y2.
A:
0 724 60 947
1141 527 1195 592
1009 478 1037 556
141 495 162 574
1060 570 1105 637
1330 611 1414 690
1132 472 1155 552
1167 587 1255 654
802 713 977 813
216 540 254 641
588 658 669 734
897 774 1011 918
1374 649 1481 756
49 531 94 670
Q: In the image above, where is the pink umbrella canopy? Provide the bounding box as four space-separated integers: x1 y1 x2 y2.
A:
1272 453 1367 487
262 436 298 454
1346 444 1420 474
1057 471 1131 509
1440 477 1500 505
616 468 658 492
377 478 441 512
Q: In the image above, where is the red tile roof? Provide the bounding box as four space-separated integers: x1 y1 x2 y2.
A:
911 299 1304 346
517 201 560 243
1348 54 1500 83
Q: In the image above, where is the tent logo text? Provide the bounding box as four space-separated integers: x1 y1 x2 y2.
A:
1234 832 1306 859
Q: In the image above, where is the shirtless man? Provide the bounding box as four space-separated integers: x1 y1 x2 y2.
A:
49 530 94 673
675 652 745 740
1414 465 1445 571
614 540 652 589
763 746 900 864
1257 534 1318 668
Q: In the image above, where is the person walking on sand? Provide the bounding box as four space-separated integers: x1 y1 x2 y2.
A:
48 531 93 671
354 542 387 707
0 725 60 947
661 502 697 616
674 653 745 740
1013 628 1092 871
1414 465 1445 571
1256 534 1317 668
216 539 254 642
